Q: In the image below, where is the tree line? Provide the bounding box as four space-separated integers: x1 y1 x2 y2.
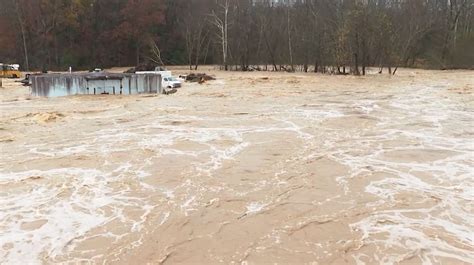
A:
0 0 472 74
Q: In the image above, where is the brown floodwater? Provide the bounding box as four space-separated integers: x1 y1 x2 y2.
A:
0 68 473 264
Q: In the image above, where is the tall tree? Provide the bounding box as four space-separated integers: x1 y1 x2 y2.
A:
210 0 231 71
0 0 472 71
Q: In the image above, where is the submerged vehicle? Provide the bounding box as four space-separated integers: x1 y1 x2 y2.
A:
136 67 182 89
162 75 182 89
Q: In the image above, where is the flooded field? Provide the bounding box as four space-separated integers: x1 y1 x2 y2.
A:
0 68 473 264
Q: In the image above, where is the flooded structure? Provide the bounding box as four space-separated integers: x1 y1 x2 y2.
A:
30 72 162 97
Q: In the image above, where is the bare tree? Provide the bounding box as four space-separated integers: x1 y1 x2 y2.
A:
1 0 472 71
149 39 165 67
180 0 211 70
210 0 230 71
14 0 29 71
442 0 468 66
287 4 294 72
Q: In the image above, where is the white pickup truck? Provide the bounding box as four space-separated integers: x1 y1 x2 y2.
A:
136 69 182 89
162 75 182 89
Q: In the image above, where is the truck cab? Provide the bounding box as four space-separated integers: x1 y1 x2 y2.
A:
136 67 182 89
162 75 182 89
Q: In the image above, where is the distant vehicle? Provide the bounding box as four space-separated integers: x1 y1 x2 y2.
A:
136 67 182 89
0 63 21 78
162 76 182 89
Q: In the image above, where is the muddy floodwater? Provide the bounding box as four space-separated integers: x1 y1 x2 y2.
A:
0 68 473 264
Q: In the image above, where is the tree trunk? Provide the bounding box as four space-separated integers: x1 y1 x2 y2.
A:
354 53 360 75
263 33 278 71
15 2 29 71
223 1 229 71
200 38 211 70
287 7 294 72
136 44 140 66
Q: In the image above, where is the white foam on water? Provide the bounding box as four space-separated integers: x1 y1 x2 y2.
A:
290 106 345 122
2 81 472 263
196 142 250 174
0 165 160 264
334 85 474 264
0 169 109 263
246 202 268 215
260 83 473 264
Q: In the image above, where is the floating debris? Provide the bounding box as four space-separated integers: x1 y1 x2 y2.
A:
181 73 215 83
